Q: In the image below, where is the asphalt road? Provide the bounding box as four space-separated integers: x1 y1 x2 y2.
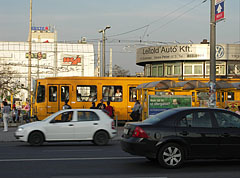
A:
1 142 240 178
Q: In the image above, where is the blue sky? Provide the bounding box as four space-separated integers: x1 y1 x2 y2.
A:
0 0 239 74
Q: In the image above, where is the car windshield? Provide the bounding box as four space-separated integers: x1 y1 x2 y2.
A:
143 109 178 124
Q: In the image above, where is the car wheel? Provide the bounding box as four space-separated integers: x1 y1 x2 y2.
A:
157 143 184 168
93 131 109 146
28 131 44 146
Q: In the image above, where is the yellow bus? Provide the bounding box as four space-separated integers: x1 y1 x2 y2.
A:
33 76 175 121
33 76 240 121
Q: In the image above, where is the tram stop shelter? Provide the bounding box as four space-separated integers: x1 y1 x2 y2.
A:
136 79 240 120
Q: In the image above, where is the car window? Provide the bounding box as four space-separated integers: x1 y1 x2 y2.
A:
77 111 99 121
193 111 212 128
214 111 240 128
51 111 73 123
178 111 212 128
178 113 194 127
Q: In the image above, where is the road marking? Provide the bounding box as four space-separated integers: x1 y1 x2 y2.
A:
0 156 143 162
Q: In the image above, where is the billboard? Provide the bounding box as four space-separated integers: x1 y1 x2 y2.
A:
148 95 192 116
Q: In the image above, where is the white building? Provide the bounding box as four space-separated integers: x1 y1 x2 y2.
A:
0 27 95 101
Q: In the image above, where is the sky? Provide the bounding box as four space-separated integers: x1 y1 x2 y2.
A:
0 0 239 74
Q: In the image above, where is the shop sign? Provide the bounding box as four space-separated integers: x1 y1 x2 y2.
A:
26 52 46 59
63 55 82 65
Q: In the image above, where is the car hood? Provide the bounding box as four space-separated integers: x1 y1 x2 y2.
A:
19 121 44 129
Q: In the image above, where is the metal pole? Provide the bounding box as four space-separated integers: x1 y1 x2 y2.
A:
209 0 216 108
97 41 101 77
109 48 112 77
102 30 105 77
28 0 32 101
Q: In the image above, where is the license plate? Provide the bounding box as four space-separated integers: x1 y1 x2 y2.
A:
123 128 129 135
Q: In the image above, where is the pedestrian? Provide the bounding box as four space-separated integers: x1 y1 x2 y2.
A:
105 101 114 118
2 101 11 132
63 100 72 110
97 99 106 110
130 98 142 121
12 101 18 123
23 101 30 123
62 100 72 122
90 102 97 109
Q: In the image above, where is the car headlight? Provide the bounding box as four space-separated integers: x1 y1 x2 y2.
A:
17 127 24 132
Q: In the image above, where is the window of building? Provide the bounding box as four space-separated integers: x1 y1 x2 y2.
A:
37 85 45 103
152 66 157 77
49 86 57 102
102 86 122 102
164 63 181 76
184 62 203 75
61 86 69 102
76 85 97 102
145 64 151 76
151 64 163 77
206 61 226 75
228 62 240 75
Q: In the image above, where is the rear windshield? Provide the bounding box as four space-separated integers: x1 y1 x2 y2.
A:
143 109 178 124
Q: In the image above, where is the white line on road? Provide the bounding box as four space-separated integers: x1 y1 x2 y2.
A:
0 156 143 162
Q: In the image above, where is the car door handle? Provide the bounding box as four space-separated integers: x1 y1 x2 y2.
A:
93 123 98 125
68 124 74 126
222 133 230 137
179 131 189 136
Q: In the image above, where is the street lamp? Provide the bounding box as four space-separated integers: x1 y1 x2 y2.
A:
99 25 111 77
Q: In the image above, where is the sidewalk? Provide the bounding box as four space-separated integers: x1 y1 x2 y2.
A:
0 123 124 142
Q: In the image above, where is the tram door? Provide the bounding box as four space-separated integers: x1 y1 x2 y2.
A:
127 85 137 121
47 85 72 114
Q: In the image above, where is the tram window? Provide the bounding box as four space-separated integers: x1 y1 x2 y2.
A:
37 85 45 103
102 86 122 102
76 85 97 102
49 86 57 102
61 86 69 102
227 92 234 100
129 87 137 102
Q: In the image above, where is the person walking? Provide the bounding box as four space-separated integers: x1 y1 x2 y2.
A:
130 98 142 121
61 100 72 122
2 101 11 132
105 101 114 118
63 100 72 110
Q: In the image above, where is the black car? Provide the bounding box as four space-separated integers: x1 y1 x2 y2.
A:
121 107 240 168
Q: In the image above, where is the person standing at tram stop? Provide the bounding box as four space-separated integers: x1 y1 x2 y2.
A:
105 101 114 119
97 99 106 110
131 98 142 121
2 101 11 132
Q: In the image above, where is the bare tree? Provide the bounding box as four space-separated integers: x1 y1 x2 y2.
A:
111 64 130 77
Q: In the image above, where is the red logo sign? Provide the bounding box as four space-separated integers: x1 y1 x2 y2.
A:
63 55 81 65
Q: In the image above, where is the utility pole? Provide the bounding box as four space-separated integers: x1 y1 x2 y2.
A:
28 0 32 102
99 26 111 77
209 0 216 108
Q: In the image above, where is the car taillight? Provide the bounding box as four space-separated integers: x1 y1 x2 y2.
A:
111 121 115 130
132 126 149 138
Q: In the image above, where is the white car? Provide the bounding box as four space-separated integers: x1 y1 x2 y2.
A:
15 109 117 146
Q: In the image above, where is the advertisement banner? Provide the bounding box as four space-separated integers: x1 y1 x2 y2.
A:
148 95 192 116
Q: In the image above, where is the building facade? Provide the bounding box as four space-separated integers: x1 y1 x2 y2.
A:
0 27 94 101
136 43 240 79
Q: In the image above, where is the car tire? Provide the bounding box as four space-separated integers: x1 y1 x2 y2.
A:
28 131 44 146
93 131 109 146
157 143 184 169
